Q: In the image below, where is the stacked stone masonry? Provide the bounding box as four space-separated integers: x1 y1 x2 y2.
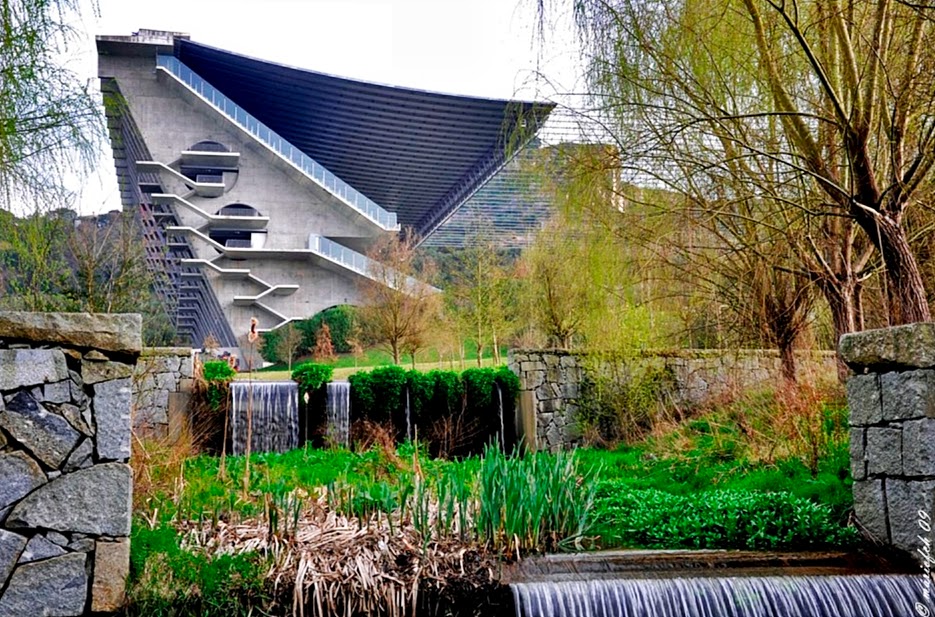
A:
133 347 194 439
509 348 837 452
841 323 935 559
0 312 139 615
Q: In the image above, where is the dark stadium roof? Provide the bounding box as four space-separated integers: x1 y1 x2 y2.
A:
173 39 554 238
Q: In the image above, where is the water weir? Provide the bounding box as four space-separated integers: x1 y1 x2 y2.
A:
509 550 923 617
512 574 921 617
325 381 351 448
230 381 299 455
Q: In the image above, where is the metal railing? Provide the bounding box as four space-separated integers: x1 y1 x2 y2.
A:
308 235 440 293
156 55 399 231
308 235 370 275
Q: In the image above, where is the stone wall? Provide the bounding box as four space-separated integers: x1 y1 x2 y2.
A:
133 347 194 440
509 348 837 451
840 323 935 559
0 312 139 615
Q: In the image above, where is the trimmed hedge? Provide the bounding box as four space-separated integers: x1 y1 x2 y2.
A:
291 362 334 396
346 365 520 455
202 360 236 411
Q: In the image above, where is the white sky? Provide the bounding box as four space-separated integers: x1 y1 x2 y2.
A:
69 0 582 214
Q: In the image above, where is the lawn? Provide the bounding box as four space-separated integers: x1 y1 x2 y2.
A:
251 341 509 380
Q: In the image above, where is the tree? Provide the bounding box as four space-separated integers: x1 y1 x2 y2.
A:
0 210 75 311
0 0 100 210
445 219 512 366
0 209 175 345
357 232 440 364
311 322 336 363
68 211 174 345
539 0 935 347
273 322 302 370
518 145 674 351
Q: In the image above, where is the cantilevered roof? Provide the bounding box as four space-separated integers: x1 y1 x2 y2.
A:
173 39 554 239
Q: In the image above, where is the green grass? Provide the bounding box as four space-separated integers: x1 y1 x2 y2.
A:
139 437 854 551
126 523 268 617
256 340 508 374
128 432 858 614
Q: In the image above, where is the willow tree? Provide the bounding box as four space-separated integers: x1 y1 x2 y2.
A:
0 0 101 209
540 0 935 345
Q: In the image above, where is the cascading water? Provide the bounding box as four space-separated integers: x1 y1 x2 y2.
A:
495 381 505 450
325 381 350 448
230 381 299 455
405 386 411 441
511 574 922 617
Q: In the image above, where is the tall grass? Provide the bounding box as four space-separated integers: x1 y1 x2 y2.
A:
477 445 597 554
320 444 597 555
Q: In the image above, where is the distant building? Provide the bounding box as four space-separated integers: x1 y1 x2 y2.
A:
96 29 553 346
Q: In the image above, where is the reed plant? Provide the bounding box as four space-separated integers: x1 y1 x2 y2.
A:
477 445 597 554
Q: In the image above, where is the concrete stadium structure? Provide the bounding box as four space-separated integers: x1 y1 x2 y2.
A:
97 29 553 346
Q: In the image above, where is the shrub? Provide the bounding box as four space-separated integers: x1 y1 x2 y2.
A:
202 360 236 411
347 366 520 455
577 359 677 445
291 362 333 396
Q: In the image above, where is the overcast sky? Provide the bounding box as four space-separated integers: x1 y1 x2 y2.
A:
70 0 581 214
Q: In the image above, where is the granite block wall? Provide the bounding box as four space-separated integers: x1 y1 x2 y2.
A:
0 312 139 615
133 347 194 439
840 323 935 559
509 348 837 451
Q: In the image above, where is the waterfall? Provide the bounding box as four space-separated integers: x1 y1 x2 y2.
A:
512 574 921 617
405 386 411 441
325 381 350 448
230 381 299 455
495 381 505 450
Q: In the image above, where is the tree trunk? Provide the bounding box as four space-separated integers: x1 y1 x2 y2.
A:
392 342 400 365
870 216 932 325
816 278 860 382
778 342 797 385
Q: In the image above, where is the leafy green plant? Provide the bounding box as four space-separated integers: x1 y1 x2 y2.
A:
592 484 858 550
291 362 334 395
202 360 236 411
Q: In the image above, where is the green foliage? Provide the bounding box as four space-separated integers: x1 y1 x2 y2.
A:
126 523 269 616
574 440 853 523
577 359 677 443
346 366 520 453
291 362 334 395
202 360 237 382
201 360 236 412
477 445 597 553
591 484 858 550
261 305 357 361
348 365 407 425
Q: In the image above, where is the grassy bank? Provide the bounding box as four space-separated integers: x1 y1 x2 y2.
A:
125 383 858 615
